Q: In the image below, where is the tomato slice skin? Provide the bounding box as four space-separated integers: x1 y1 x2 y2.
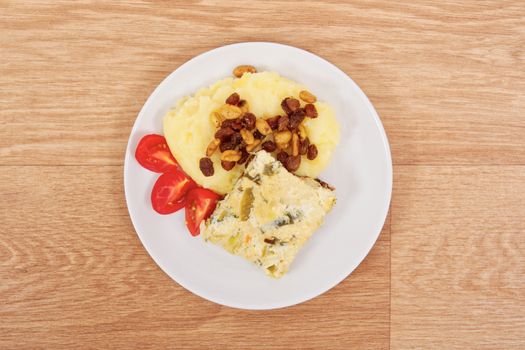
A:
151 170 197 215
135 134 179 173
185 188 221 236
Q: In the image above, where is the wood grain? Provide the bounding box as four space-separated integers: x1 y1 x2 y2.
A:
0 166 390 349
1 0 524 348
1 1 524 165
391 166 525 349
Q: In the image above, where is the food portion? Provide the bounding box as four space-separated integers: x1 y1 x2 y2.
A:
185 188 221 236
202 151 336 278
151 170 197 214
164 70 340 195
136 65 340 277
200 91 324 178
135 134 179 173
135 134 220 235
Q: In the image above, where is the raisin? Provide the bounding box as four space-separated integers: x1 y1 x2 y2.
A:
278 115 289 131
289 109 305 130
262 140 277 152
237 99 247 108
241 112 256 130
266 116 281 130
230 119 243 131
237 148 250 164
281 97 300 115
307 144 318 160
221 119 233 128
264 237 276 244
199 157 214 176
237 99 249 113
215 127 234 141
219 141 235 152
304 103 318 118
281 99 292 115
225 92 240 105
253 130 264 139
221 160 236 171
230 132 243 146
299 137 310 155
222 118 243 131
284 155 301 172
276 151 289 164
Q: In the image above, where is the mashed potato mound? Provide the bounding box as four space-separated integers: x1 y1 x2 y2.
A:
163 71 340 195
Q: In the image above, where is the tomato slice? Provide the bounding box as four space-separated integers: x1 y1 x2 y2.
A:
151 170 197 214
135 134 179 173
185 188 221 236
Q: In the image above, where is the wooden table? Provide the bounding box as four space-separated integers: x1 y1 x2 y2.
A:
1 1 524 349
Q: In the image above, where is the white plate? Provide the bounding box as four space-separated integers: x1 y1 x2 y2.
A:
124 42 392 310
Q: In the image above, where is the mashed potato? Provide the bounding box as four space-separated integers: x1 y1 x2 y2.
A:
163 71 340 195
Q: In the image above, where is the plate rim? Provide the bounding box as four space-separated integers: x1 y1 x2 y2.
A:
123 41 393 310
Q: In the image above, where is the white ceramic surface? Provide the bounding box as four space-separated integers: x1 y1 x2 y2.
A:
124 42 392 310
